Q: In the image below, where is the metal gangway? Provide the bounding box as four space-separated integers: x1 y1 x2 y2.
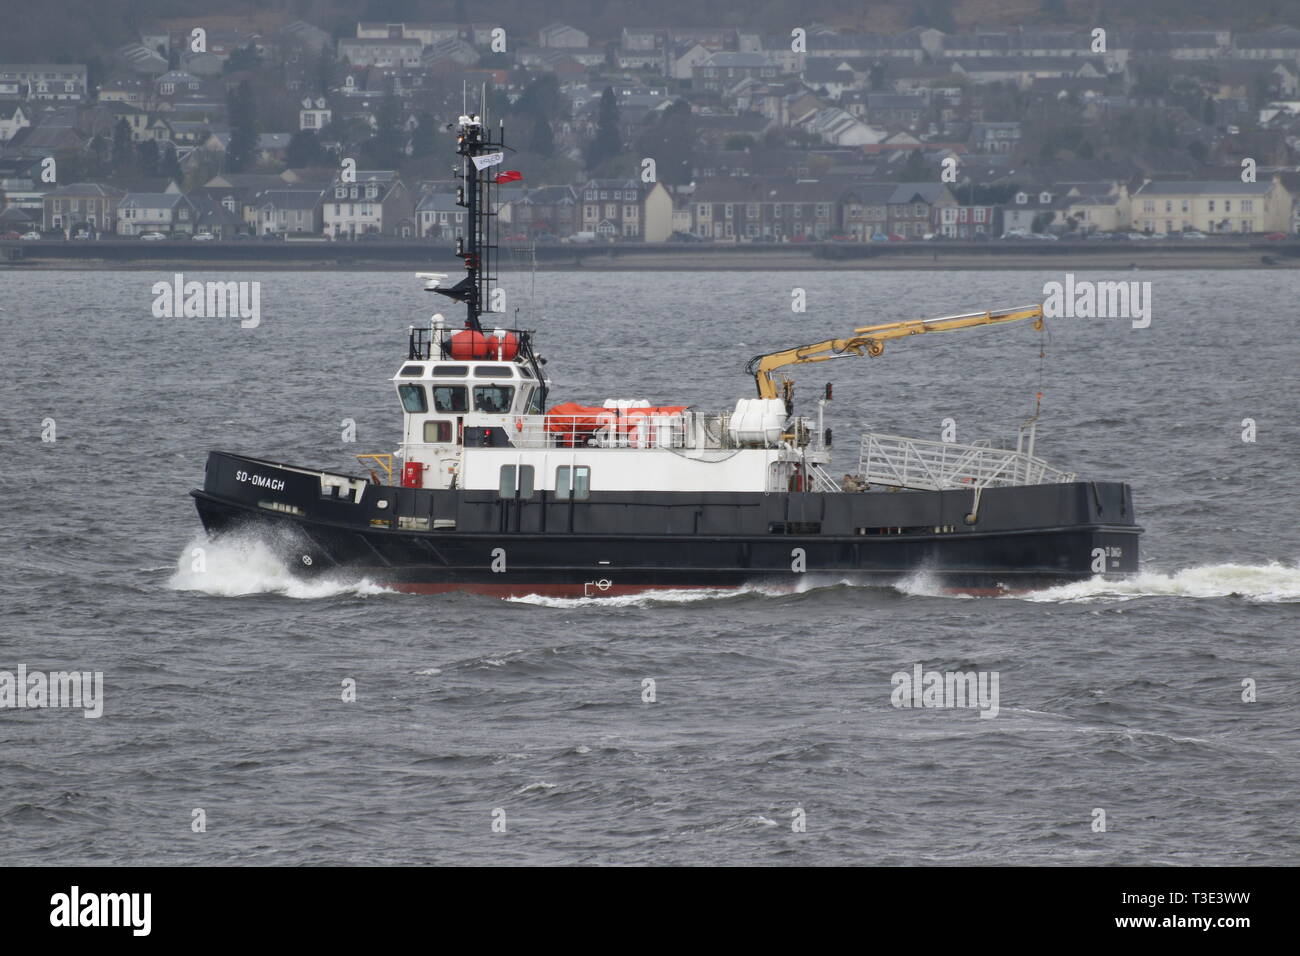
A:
855 421 1075 492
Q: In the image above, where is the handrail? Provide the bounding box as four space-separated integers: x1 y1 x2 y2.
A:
856 431 1074 491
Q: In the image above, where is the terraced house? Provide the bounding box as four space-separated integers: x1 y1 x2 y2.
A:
415 190 467 240
504 185 578 239
0 64 88 101
838 184 896 240
887 183 957 238
43 183 124 235
1129 179 1293 234
116 191 197 236
578 179 672 240
690 180 843 240
252 189 325 236
323 170 415 238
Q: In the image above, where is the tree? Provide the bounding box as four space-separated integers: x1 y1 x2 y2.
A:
515 74 564 121
529 114 555 157
584 87 622 171
111 117 133 172
86 133 110 179
226 80 260 172
632 98 696 185
314 47 337 97
909 0 956 32
136 139 160 176
362 75 404 168
159 142 183 181
286 130 326 168
85 56 105 99
897 149 927 181
410 112 438 158
223 43 263 76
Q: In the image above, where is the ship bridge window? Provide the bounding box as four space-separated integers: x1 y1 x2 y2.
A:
399 364 425 377
398 384 428 413
474 365 514 378
431 364 467 376
555 465 590 500
472 384 514 414
432 384 468 412
523 387 544 415
423 420 452 443
518 367 534 379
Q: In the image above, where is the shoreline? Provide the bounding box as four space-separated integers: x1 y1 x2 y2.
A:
2 240 1296 271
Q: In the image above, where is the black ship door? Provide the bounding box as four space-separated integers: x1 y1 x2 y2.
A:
497 463 535 533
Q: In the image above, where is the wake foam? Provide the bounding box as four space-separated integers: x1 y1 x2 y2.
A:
506 585 772 609
167 532 391 599
893 570 976 598
1017 562 1300 604
505 574 861 608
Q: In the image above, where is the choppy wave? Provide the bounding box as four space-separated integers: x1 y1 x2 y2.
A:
1017 562 1300 604
167 533 390 599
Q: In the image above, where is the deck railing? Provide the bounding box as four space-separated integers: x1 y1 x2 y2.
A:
856 431 1075 491
508 411 734 450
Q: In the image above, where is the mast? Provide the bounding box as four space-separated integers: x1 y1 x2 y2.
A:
434 86 508 332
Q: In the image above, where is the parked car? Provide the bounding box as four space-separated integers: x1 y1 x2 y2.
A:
1181 231 1208 240
191 232 215 241
534 232 559 242
1003 228 1030 239
887 234 907 242
1085 232 1109 241
1 230 22 239
1263 232 1288 241
869 233 889 242
139 232 167 241
19 231 42 240
1028 232 1059 241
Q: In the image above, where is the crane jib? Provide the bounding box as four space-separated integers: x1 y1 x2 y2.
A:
750 304 1046 400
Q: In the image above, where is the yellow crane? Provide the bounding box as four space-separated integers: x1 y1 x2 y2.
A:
746 304 1045 400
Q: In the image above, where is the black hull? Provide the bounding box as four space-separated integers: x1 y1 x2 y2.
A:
191 451 1142 597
